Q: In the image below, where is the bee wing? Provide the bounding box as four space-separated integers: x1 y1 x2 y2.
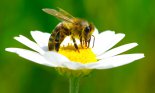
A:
42 8 74 23
58 8 74 19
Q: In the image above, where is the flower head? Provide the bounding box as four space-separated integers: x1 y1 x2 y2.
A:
5 29 144 71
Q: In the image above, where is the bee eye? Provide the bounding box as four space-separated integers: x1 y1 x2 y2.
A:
84 26 90 33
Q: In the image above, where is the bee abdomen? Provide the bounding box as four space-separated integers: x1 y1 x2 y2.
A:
48 23 70 51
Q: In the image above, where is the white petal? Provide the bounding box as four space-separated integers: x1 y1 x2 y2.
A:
43 52 86 70
93 28 99 36
86 54 144 69
30 31 50 48
14 35 45 54
97 43 138 59
61 61 86 70
103 33 125 53
43 51 70 67
5 48 56 67
93 31 125 56
92 30 115 55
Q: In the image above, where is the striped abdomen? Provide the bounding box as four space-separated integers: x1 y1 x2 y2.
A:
48 23 71 51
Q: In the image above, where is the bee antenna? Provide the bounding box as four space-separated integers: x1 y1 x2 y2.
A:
91 35 95 48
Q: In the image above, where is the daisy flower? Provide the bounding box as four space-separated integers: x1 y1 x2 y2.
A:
5 29 144 93
5 29 144 71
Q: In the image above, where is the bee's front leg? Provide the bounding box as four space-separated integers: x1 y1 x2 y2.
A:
87 38 91 48
72 36 79 52
80 37 84 48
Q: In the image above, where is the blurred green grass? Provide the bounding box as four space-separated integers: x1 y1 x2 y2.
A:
0 0 154 93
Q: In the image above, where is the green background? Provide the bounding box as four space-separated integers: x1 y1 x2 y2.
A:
0 0 154 93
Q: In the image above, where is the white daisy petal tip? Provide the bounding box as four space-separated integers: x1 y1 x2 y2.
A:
97 42 139 59
14 36 19 40
5 48 15 52
114 53 145 67
31 30 39 32
14 35 24 40
13 34 45 54
5 48 23 53
108 53 145 68
132 42 138 46
30 30 43 35
5 48 57 67
103 30 115 33
87 53 145 69
30 30 51 49
116 33 125 38
139 53 145 58
30 31 35 35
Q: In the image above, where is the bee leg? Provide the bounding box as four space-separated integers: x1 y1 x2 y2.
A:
91 35 95 48
55 42 60 51
80 37 83 48
87 37 91 48
85 40 87 47
72 37 79 52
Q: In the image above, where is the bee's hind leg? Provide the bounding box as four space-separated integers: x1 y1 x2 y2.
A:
72 37 80 52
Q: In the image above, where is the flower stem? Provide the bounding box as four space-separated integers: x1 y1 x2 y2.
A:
69 77 80 93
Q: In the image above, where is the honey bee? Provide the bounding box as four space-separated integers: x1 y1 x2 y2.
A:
42 8 95 52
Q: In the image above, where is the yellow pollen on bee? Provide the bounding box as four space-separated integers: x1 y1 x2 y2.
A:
58 45 97 64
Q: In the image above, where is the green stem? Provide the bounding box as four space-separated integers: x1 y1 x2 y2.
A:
69 77 80 93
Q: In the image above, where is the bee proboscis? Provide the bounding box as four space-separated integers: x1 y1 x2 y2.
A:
42 8 95 52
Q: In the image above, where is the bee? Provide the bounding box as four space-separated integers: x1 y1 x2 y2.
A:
42 8 95 52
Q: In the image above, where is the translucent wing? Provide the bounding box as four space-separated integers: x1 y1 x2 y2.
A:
42 8 74 23
58 8 74 18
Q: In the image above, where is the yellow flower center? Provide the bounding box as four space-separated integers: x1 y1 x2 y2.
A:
56 45 97 77
58 45 97 64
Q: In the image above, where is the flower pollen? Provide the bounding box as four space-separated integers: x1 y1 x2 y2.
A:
58 45 97 64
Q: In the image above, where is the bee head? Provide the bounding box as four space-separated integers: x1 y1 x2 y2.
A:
80 23 95 48
84 23 94 39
